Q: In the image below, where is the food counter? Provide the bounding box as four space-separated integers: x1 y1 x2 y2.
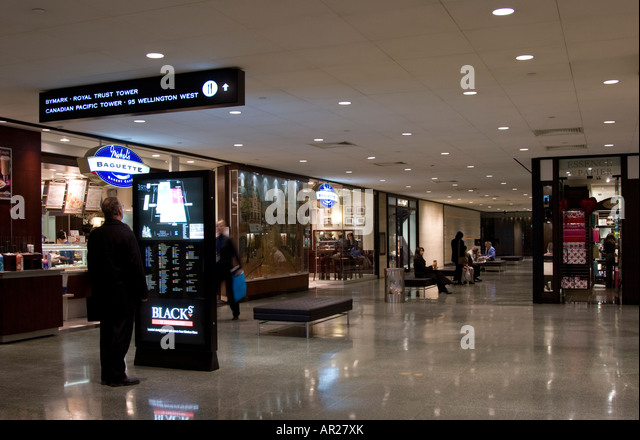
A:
0 269 64 343
41 243 93 319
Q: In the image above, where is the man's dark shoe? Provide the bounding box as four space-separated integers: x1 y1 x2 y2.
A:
108 376 140 387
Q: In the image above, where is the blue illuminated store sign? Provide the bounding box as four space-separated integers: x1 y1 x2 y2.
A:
79 145 150 188
317 183 339 208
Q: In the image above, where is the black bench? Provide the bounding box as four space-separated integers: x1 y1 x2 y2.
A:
253 297 353 338
404 274 437 295
480 259 506 272
498 256 523 262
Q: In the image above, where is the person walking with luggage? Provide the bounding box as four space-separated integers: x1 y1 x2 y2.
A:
215 220 243 320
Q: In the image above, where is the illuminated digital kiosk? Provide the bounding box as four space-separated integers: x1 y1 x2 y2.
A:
132 170 218 371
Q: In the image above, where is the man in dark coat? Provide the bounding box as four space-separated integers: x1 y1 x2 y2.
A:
88 197 148 387
216 220 243 320
450 231 466 285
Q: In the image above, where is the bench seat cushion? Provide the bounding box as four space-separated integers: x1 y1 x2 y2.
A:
253 297 353 323
404 275 436 287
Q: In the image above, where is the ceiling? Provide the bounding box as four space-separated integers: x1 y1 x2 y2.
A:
1 0 638 212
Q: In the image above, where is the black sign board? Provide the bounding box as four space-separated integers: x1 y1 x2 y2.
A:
39 68 244 122
133 170 218 372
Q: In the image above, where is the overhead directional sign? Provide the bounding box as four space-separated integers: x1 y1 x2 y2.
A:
39 68 244 122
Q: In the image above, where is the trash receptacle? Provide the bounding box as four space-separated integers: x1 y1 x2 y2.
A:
385 268 405 302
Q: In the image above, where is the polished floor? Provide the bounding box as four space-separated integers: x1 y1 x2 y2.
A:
0 260 637 421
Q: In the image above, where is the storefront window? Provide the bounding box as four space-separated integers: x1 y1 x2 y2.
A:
387 196 417 270
233 170 310 281
558 157 622 303
311 181 376 281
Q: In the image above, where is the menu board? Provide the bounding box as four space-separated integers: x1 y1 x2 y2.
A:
85 186 103 211
64 179 87 214
45 181 67 209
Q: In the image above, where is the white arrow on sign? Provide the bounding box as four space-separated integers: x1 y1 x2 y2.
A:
222 83 229 92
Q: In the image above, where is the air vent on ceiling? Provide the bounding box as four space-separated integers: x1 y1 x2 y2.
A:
533 127 583 136
309 141 357 149
545 144 588 151
373 161 407 167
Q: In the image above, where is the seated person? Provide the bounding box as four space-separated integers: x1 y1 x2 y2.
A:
350 244 371 269
414 247 451 294
466 252 482 283
483 241 496 261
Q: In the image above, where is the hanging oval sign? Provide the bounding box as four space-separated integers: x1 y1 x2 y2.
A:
317 183 339 208
85 145 150 188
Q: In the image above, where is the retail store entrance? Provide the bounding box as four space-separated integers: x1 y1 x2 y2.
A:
533 154 638 305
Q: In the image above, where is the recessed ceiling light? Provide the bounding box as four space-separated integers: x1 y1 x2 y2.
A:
233 143 243 147
501 182 507 185
299 159 307 163
406 185 412 188
186 160 195 164
134 119 145 123
519 148 528 151
441 152 450 155
314 138 324 142
516 55 534 61
603 79 619 85
346 170 352 174
452 183 458 187
60 137 70 142
42 128 50 131
146 52 164 59
486 175 493 178
402 132 412 136
152 154 160 158
432 177 438 180
229 110 242 115
379 179 386 182
604 144 614 147
463 90 477 95
498 126 510 130
604 120 615 124
404 168 412 171
492 8 515 16
467 165 474 168
367 156 376 160
338 101 351 106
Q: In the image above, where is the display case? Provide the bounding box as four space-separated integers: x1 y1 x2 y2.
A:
561 209 590 295
42 243 87 269
592 210 620 287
